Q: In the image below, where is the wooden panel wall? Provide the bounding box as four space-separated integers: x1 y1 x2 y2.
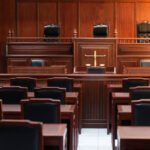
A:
17 0 37 37
79 2 114 37
1 0 150 38
117 44 150 73
0 0 16 72
38 0 57 36
117 2 135 37
1 0 150 73
59 1 78 37
136 2 150 23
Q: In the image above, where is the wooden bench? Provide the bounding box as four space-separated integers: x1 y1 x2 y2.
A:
8 66 67 74
123 67 150 74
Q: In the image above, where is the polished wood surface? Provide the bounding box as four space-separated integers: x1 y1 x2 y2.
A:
43 124 67 150
123 67 150 74
107 84 123 133
8 66 67 74
6 41 73 73
117 44 150 73
1 1 150 72
111 92 130 150
118 126 150 150
2 0 150 38
2 104 77 150
74 38 116 70
1 73 150 128
117 105 132 123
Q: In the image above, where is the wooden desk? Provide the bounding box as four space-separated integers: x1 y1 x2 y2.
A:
2 104 77 150
28 92 79 105
111 92 130 150
28 91 81 137
118 126 150 150
117 105 131 124
73 83 82 134
28 91 79 142
43 124 67 150
107 84 123 134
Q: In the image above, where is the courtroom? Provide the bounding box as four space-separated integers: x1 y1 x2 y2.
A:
1 0 150 150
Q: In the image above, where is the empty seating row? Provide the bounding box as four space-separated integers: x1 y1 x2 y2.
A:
9 77 74 92
0 99 68 150
107 78 150 149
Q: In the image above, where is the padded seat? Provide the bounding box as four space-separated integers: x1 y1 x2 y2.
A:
122 78 149 91
34 87 66 104
0 120 43 150
130 86 150 101
132 99 150 125
47 77 74 92
0 86 27 104
10 77 36 92
21 98 61 123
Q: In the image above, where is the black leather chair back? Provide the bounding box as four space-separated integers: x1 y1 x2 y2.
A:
34 87 66 104
47 77 73 92
132 100 150 125
130 86 150 100
0 86 27 104
0 120 43 150
122 78 149 91
10 77 36 92
21 99 61 123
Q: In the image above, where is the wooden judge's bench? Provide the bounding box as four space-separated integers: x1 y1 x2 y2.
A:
4 37 150 128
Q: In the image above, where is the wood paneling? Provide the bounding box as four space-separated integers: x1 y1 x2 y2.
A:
136 2 150 23
118 44 150 55
59 1 78 37
79 2 114 37
6 41 73 73
17 0 37 37
1 0 150 39
0 0 16 72
0 0 16 38
38 0 57 37
117 2 135 37
82 81 106 127
117 58 139 73
74 38 116 69
117 43 150 73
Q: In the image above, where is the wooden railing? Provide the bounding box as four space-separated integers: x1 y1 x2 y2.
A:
117 37 150 44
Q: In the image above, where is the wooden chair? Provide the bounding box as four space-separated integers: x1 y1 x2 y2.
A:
47 77 74 92
31 59 45 67
130 86 150 101
0 120 43 150
34 87 66 104
21 98 61 123
122 78 149 91
10 77 36 92
132 99 150 125
0 86 27 104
